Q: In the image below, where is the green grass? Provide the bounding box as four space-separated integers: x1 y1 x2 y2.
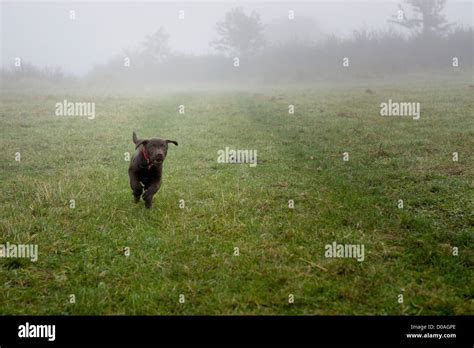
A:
0 82 473 315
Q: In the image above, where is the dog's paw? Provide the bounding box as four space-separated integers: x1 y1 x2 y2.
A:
133 196 140 203
144 201 152 209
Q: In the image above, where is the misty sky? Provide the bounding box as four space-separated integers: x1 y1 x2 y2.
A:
1 1 472 75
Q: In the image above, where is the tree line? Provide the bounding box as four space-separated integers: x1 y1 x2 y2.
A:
2 0 472 92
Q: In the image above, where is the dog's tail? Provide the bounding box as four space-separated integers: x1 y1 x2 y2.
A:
132 131 138 144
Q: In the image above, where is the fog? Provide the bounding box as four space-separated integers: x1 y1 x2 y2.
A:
1 0 472 92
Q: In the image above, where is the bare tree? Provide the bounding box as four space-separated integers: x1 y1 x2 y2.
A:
390 0 453 38
141 27 170 65
211 7 265 57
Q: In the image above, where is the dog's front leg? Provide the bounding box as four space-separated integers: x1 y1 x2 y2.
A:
143 179 161 209
129 169 143 203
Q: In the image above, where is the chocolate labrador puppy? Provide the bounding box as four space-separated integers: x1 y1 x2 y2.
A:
129 132 178 208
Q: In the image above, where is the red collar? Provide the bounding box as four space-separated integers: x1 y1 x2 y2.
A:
140 146 153 169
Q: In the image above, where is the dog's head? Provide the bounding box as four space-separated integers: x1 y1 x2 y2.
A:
133 131 178 165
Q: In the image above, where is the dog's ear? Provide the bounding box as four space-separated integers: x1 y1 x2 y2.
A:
133 132 149 148
133 131 139 144
166 140 178 146
135 140 148 149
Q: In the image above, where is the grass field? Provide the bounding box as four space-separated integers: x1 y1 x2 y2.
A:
0 81 473 315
